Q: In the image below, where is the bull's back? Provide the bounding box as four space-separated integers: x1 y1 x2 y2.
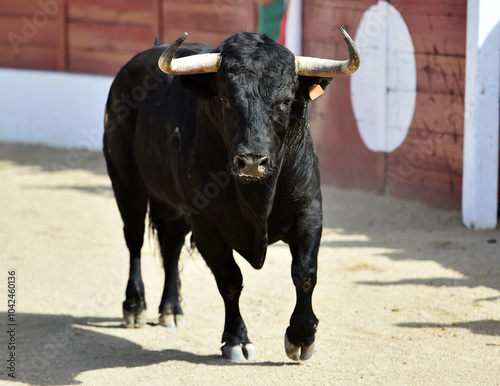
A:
105 42 211 140
104 41 211 207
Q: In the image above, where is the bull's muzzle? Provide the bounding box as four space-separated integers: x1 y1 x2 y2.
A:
233 154 271 181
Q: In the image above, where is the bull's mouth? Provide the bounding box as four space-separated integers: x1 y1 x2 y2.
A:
234 173 266 183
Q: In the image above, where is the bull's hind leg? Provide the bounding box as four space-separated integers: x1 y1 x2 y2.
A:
284 201 322 361
118 186 149 328
149 201 189 328
104 147 149 328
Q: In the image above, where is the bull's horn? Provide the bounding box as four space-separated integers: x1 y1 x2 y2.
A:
295 27 360 78
158 32 221 75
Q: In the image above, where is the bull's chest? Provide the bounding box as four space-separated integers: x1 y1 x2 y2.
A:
186 180 291 267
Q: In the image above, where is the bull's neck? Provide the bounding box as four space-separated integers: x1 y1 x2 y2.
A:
282 99 310 163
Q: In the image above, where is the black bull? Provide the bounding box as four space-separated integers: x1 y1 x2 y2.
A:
103 29 360 361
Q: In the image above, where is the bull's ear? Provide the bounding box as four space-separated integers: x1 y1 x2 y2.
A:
296 76 333 101
179 73 217 99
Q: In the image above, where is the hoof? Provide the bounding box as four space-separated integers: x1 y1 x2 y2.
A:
123 309 147 328
159 313 185 328
284 333 315 361
221 343 258 361
242 343 258 361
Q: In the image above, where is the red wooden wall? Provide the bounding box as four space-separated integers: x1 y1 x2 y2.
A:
303 0 466 210
0 0 257 75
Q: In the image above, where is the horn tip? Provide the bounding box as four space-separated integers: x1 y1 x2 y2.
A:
339 26 350 39
175 32 188 45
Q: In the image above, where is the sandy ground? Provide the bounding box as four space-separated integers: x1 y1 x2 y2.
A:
0 142 499 385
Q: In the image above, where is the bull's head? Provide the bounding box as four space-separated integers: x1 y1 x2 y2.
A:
158 28 360 182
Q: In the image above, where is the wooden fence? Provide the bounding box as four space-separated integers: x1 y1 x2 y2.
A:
303 0 466 209
0 0 467 210
0 0 257 75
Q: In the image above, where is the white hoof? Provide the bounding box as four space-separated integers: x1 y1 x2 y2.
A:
159 313 185 328
135 310 147 328
222 344 246 361
175 314 186 328
159 314 175 328
242 343 258 361
221 343 258 361
123 311 135 329
123 309 147 328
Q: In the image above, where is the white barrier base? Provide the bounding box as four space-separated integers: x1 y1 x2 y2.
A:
0 68 113 151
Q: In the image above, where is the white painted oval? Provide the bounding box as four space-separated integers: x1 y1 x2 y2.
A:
350 1 417 153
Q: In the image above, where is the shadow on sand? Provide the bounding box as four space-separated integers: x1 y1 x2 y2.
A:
3 313 294 385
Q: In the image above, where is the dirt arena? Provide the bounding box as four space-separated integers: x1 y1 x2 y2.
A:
0 142 499 385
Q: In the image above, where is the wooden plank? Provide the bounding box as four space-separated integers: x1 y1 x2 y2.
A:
416 53 466 96
0 0 54 16
388 129 463 176
303 39 355 62
309 91 363 154
304 0 467 18
375 152 388 195
401 0 467 17
313 118 371 155
161 2 256 35
386 167 462 210
68 21 155 53
304 0 376 12
68 49 135 75
0 15 60 47
0 44 58 70
405 13 466 56
161 28 231 47
303 6 362 44
56 1 68 70
164 0 228 3
69 0 155 26
412 92 465 136
317 150 382 191
152 0 162 39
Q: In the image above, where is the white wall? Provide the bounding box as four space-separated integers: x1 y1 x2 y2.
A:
462 0 500 229
0 68 113 151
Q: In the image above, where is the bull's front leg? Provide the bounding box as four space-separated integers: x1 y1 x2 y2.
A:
285 200 322 361
193 221 257 361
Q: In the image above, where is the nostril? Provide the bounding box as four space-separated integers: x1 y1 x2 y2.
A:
259 157 270 167
237 156 246 169
233 154 271 177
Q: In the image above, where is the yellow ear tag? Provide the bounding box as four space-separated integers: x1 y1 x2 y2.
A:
309 84 324 100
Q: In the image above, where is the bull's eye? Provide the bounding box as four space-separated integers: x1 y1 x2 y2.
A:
220 97 231 108
280 98 293 111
